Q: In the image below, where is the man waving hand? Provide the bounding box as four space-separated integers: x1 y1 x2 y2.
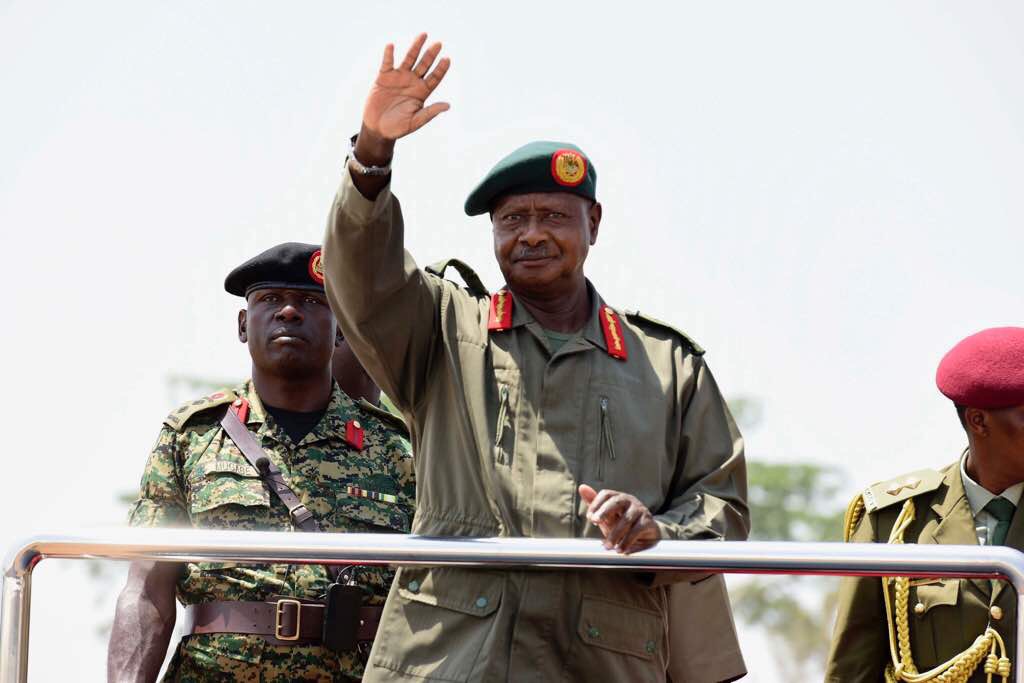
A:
323 35 749 682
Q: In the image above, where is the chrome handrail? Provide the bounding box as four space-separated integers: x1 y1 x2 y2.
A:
4 528 1023 682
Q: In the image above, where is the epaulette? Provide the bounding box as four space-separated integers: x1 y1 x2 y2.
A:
425 258 489 298
861 468 944 514
163 390 238 432
356 397 410 438
623 310 705 356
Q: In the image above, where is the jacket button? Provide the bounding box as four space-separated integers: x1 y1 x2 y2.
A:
991 605 1004 621
233 399 242 407
587 626 600 639
475 596 488 609
645 640 656 654
914 602 925 615
407 580 420 593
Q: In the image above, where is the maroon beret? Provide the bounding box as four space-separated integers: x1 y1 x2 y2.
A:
936 327 1024 409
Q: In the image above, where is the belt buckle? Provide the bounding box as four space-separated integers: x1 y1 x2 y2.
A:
274 598 302 641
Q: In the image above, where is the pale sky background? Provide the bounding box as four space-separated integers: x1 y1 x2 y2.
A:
1 1 1023 680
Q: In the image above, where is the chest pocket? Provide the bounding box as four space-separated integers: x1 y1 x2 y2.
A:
908 578 961 668
597 396 617 480
333 494 413 534
187 460 270 526
493 383 518 466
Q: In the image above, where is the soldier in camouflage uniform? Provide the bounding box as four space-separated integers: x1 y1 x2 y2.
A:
108 242 415 683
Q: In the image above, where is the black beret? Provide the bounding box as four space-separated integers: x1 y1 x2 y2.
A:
464 141 597 216
224 242 325 298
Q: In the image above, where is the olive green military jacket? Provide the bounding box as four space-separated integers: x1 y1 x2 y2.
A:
667 576 747 683
825 461 1020 683
323 171 749 683
130 381 415 682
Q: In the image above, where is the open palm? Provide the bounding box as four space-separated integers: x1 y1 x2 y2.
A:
364 34 451 141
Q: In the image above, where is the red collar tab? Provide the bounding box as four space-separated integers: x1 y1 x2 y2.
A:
599 305 628 361
345 419 365 450
229 397 250 423
488 290 513 332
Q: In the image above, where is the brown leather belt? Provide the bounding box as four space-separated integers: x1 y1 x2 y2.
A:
183 599 383 647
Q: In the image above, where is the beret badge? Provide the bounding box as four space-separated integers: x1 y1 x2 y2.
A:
308 249 325 285
551 149 587 187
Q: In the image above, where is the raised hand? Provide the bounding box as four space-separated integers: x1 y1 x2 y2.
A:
363 34 451 143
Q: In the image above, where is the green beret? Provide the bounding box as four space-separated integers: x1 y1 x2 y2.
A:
464 141 597 216
224 242 325 298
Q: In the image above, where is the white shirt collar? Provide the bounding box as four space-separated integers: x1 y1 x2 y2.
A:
960 451 1024 517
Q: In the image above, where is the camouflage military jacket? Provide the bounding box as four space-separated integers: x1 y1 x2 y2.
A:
129 380 415 682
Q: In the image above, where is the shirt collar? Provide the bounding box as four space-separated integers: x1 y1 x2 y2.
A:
960 451 1024 516
503 280 617 355
245 379 351 445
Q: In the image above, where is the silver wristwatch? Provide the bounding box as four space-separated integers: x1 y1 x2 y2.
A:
346 134 393 176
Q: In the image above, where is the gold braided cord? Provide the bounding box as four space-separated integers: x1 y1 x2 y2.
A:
879 498 1011 683
844 494 867 542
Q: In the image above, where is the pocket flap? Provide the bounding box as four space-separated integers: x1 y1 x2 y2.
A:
577 594 664 661
333 491 412 533
914 579 959 614
397 568 502 617
189 471 270 514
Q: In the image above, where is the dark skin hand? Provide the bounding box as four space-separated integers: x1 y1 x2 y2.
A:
107 561 180 683
350 33 451 201
491 192 602 332
963 404 1024 495
579 484 661 554
109 287 341 682
332 335 381 405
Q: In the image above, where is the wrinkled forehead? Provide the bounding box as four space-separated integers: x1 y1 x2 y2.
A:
490 191 589 215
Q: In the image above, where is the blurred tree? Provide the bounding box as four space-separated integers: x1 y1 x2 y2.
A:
724 397 849 679
732 461 846 679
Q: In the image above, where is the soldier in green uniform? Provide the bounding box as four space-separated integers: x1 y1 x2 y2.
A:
825 326 1024 683
322 35 749 682
107 242 415 682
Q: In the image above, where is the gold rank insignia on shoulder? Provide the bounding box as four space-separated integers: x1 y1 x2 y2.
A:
863 468 944 513
345 485 399 504
551 149 587 187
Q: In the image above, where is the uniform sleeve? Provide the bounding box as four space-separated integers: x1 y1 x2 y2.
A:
653 358 750 544
823 511 890 683
391 432 417 513
128 426 189 528
322 170 444 415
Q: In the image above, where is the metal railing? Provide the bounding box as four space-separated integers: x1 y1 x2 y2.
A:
4 528 1024 682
